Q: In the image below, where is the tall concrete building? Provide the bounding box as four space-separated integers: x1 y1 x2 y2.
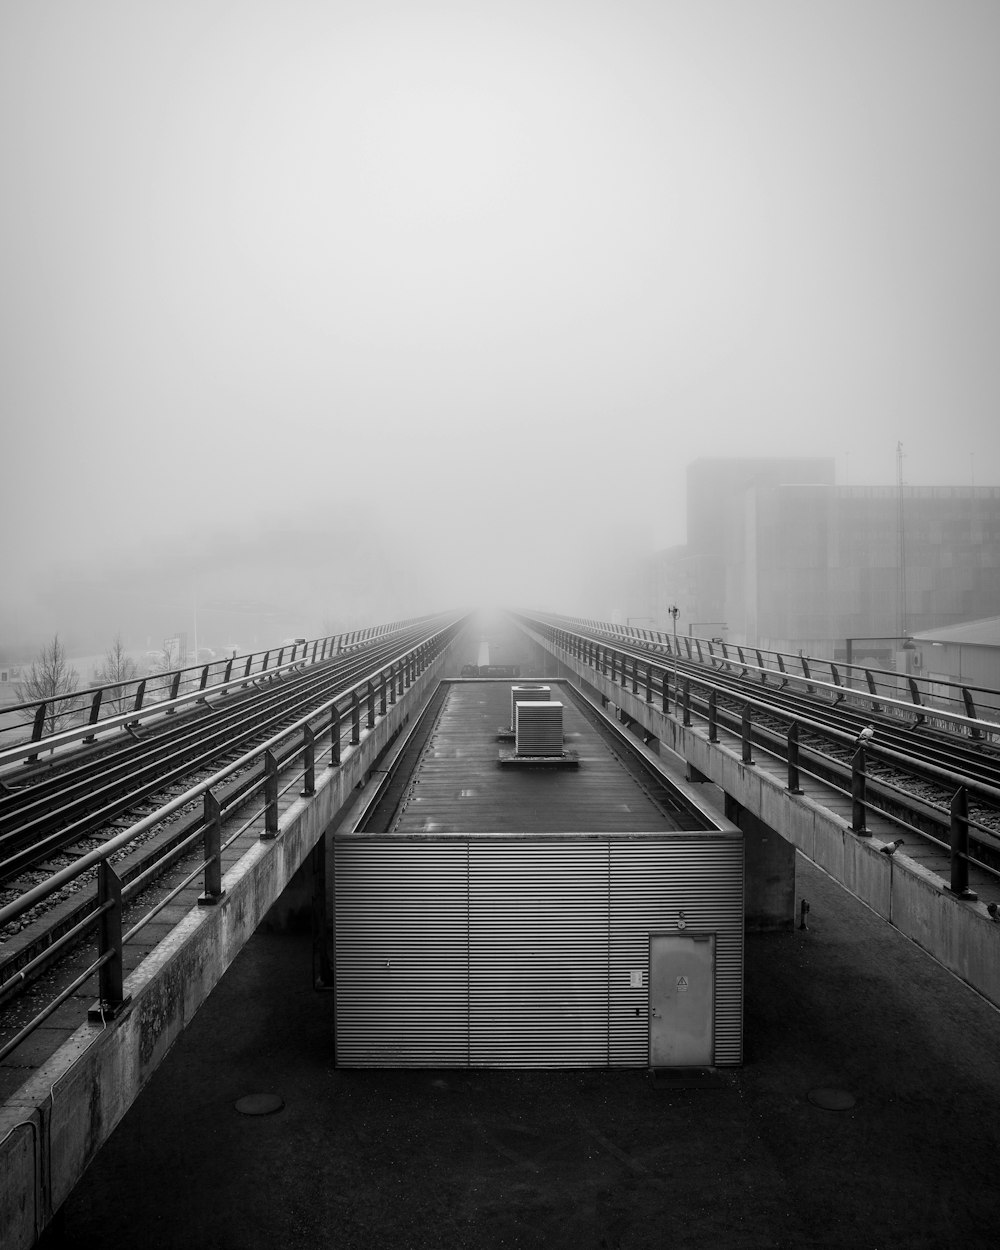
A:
653 459 1000 662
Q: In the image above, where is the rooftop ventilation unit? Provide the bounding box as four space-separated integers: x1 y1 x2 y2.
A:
510 684 550 731
514 700 564 757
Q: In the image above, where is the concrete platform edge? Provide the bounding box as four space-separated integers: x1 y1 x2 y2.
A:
0 653 448 1250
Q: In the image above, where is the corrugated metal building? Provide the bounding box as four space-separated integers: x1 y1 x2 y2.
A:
334 681 743 1070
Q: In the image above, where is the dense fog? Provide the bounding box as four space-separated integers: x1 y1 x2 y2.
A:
3 1 999 661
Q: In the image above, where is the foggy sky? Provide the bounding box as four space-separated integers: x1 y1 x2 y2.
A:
3 0 1000 645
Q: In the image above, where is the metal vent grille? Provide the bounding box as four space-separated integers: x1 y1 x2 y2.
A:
514 701 564 756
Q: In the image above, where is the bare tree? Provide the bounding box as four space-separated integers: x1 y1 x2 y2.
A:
147 639 187 701
17 634 81 736
93 635 139 716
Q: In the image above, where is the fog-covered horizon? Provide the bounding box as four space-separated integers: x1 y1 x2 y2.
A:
3 1 999 651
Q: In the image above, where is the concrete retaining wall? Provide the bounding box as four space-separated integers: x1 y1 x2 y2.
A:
0 651 448 1250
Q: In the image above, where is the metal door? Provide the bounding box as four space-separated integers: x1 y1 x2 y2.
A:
648 932 715 1067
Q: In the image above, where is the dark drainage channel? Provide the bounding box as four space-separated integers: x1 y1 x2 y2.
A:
358 681 451 833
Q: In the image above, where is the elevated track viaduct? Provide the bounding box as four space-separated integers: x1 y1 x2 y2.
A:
2 608 999 1247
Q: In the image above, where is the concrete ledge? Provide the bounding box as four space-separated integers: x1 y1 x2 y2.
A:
529 632 1000 1009
0 653 448 1250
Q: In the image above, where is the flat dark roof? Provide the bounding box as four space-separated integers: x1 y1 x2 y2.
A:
379 680 718 835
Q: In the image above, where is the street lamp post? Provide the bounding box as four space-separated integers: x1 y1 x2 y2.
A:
667 605 679 712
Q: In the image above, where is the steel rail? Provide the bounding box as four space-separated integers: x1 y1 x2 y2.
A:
560 616 997 742
0 624 437 879
0 619 429 755
521 613 1000 816
0 616 461 931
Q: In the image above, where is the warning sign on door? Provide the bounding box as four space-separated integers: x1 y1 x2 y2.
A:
629 970 643 988
676 976 689 992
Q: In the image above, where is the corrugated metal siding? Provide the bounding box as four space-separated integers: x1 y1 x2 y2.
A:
468 840 608 1068
514 701 564 756
609 840 744 1067
335 834 743 1069
335 840 469 1067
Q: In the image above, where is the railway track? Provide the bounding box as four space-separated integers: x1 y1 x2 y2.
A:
0 616 464 1039
521 613 1000 887
0 624 436 888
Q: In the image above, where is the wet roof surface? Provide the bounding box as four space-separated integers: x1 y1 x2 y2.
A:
389 681 701 834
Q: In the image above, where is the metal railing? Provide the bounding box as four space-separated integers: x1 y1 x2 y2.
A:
0 618 462 1061
0 618 429 763
526 617 1000 899
552 613 1000 739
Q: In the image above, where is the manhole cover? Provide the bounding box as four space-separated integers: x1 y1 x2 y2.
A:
807 1087 855 1111
235 1093 285 1116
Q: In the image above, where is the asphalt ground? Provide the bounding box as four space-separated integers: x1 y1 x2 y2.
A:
44 854 1000 1250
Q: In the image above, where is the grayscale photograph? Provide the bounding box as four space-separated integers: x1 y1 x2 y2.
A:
1 2 999 1247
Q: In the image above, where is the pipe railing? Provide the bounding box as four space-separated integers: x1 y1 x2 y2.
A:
0 619 461 1061
526 617 1000 896
544 612 999 741
0 616 433 758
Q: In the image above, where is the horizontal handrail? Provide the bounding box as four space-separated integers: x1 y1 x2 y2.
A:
0 616 435 756
0 618 460 930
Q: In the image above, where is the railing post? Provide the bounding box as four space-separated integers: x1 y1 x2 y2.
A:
661 668 669 714
330 706 342 766
351 692 362 743
849 747 869 835
167 670 181 709
198 789 226 904
262 749 279 839
84 688 103 743
786 722 803 794
740 704 753 763
31 702 47 749
829 664 844 703
380 672 387 716
367 681 376 729
948 786 978 899
645 661 653 704
132 679 146 714
775 653 788 688
800 654 814 694
301 724 316 797
707 690 718 742
865 670 882 714
960 688 982 740
682 680 691 727
631 655 638 695
88 861 131 1021
222 658 234 689
904 675 927 726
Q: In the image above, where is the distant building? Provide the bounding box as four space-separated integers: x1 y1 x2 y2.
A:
651 458 1000 661
910 616 1000 720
